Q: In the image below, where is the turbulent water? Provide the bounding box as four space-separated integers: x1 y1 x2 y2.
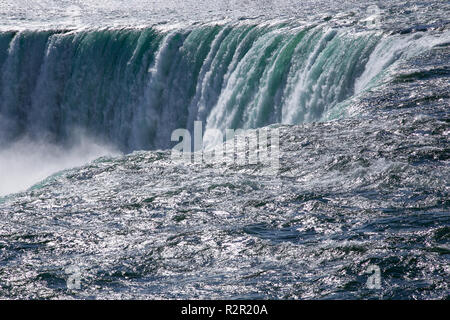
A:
0 1 449 299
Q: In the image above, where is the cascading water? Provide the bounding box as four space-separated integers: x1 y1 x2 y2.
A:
0 0 449 300
1 22 437 152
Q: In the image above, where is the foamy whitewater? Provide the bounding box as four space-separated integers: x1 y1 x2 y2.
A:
0 0 448 299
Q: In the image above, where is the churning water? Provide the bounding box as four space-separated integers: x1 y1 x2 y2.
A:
0 0 448 299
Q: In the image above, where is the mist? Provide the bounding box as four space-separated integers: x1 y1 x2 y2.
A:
0 136 119 197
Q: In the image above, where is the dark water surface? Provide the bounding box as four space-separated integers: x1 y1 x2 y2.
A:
0 1 448 299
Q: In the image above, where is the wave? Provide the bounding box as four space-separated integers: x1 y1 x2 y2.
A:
0 22 445 152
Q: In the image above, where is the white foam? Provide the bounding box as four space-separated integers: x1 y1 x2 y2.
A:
355 30 450 94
